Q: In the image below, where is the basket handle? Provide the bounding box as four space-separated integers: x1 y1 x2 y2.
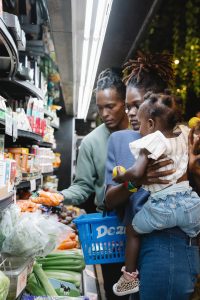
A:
102 209 116 217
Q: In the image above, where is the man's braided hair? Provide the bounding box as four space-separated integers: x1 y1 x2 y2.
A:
95 68 126 100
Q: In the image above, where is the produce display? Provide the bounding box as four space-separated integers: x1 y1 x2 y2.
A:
0 204 71 257
26 263 58 296
0 191 87 299
30 191 63 207
26 249 85 297
16 200 40 213
57 232 79 250
37 249 85 273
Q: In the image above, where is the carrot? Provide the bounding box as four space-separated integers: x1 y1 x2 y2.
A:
57 241 77 250
68 232 76 240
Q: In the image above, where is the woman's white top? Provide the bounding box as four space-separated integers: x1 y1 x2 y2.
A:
129 125 190 193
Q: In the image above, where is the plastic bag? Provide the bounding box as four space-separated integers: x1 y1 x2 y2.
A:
0 204 20 250
0 204 72 257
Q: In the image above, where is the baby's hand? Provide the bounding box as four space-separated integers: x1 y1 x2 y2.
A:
112 166 126 183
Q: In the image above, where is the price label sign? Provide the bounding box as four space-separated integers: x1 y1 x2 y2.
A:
16 267 28 297
5 112 12 136
30 179 36 192
13 117 18 140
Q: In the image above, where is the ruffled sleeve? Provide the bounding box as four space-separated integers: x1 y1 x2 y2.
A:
129 130 167 160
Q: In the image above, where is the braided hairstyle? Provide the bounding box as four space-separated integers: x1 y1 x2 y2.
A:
141 92 178 130
96 68 126 101
123 51 174 93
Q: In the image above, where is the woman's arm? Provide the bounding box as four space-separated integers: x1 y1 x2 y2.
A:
188 128 200 194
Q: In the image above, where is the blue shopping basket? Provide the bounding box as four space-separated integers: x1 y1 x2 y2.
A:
73 212 126 265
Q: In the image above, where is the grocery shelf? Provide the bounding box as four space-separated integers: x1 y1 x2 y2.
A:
0 120 49 144
0 78 44 100
0 17 19 77
42 171 53 176
53 167 59 172
18 130 43 142
0 191 15 210
50 122 59 129
44 109 54 120
37 141 53 148
0 118 5 126
16 177 42 190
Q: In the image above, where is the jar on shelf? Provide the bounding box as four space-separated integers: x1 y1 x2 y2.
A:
53 152 61 168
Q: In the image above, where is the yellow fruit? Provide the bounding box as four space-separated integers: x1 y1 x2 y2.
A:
188 117 200 128
112 166 126 178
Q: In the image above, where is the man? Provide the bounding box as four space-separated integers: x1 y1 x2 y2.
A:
61 68 130 300
61 68 129 210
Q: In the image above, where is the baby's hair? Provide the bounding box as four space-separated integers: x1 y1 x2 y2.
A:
142 93 178 130
123 51 174 93
95 68 126 101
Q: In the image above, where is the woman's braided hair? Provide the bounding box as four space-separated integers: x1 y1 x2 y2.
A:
123 51 174 93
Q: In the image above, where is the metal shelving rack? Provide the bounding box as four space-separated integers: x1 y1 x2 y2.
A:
0 191 15 210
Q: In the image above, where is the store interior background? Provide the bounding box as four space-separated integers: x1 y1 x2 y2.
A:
1 0 199 193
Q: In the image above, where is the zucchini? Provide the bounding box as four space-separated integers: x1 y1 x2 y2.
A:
33 263 58 296
26 281 47 296
42 264 84 272
44 270 81 288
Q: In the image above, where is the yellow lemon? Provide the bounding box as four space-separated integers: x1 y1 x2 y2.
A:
188 117 200 128
112 166 126 178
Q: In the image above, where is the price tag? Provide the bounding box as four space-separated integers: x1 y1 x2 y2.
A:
5 112 12 136
16 267 28 297
12 117 18 140
30 179 36 191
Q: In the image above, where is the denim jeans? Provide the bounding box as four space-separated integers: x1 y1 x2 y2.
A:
133 183 200 237
130 228 199 300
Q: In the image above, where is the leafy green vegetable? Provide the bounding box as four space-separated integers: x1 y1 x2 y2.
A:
0 271 10 300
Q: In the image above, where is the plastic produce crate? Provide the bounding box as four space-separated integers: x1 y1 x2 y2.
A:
0 256 33 300
74 212 126 264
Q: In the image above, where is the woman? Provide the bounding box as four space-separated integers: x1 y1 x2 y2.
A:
105 52 199 300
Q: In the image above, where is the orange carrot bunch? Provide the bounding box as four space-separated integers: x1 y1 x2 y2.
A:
57 232 79 250
31 190 63 206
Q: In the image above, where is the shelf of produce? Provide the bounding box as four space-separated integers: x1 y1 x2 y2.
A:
82 265 99 300
0 191 15 210
0 17 19 77
0 78 44 100
16 177 42 190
